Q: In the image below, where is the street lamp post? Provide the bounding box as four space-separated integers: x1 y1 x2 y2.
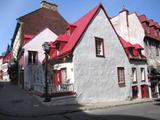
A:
42 42 51 102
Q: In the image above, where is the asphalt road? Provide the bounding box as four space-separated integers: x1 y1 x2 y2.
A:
0 102 159 120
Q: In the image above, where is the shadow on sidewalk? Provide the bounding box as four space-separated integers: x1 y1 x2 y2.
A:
0 82 156 120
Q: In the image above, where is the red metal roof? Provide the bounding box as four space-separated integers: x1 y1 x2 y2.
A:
138 15 147 22
118 35 146 61
119 36 133 48
57 3 102 57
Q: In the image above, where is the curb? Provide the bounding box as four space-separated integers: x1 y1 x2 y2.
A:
81 99 153 111
0 100 153 118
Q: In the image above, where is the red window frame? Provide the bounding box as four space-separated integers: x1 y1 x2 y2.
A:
28 51 38 65
95 37 105 57
117 67 125 85
132 68 137 83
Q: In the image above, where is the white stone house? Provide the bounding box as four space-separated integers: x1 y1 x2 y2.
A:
22 28 57 94
48 4 135 104
111 8 160 98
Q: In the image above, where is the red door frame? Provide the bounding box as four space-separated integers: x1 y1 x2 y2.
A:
53 70 62 92
141 85 148 98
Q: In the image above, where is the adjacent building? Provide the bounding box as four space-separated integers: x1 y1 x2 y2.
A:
9 1 68 87
111 7 160 98
22 28 57 94
10 1 67 60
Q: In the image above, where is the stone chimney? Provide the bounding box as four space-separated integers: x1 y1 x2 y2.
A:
41 0 58 11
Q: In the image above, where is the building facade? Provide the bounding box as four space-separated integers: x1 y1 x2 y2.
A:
23 28 57 94
47 4 137 104
111 8 160 98
9 1 68 86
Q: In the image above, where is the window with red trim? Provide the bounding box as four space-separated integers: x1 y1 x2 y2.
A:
132 49 139 57
154 27 158 36
146 22 150 33
95 37 105 57
28 51 38 64
141 68 146 82
117 67 125 85
132 68 137 83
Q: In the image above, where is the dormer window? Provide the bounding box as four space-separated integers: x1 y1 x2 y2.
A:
154 27 158 36
132 49 139 57
66 24 77 36
66 30 71 36
128 47 133 56
146 23 150 33
55 42 60 51
138 49 142 57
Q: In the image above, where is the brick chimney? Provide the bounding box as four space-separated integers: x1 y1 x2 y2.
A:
41 0 58 11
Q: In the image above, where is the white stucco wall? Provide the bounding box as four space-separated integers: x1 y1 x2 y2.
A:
73 9 132 104
23 28 57 93
54 63 74 84
128 13 145 46
111 12 151 98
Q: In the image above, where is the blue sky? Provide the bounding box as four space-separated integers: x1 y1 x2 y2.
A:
0 0 159 55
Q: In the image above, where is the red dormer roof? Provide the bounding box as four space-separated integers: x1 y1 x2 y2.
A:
132 44 144 50
47 4 105 62
138 15 147 22
49 3 106 60
149 19 156 27
118 35 145 61
138 15 160 41
119 36 133 48
56 34 69 42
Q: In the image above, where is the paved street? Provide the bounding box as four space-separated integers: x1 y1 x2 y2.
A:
0 102 160 120
0 82 160 120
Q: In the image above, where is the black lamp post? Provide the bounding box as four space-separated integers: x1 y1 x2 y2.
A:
42 42 51 102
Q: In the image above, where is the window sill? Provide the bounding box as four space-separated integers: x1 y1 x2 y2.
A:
96 54 105 58
132 81 137 84
118 82 125 87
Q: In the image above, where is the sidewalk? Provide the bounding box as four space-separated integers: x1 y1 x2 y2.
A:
0 82 153 117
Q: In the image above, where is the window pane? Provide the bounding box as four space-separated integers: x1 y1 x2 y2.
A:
141 68 145 81
95 37 104 57
132 68 137 83
117 67 125 84
28 51 38 64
